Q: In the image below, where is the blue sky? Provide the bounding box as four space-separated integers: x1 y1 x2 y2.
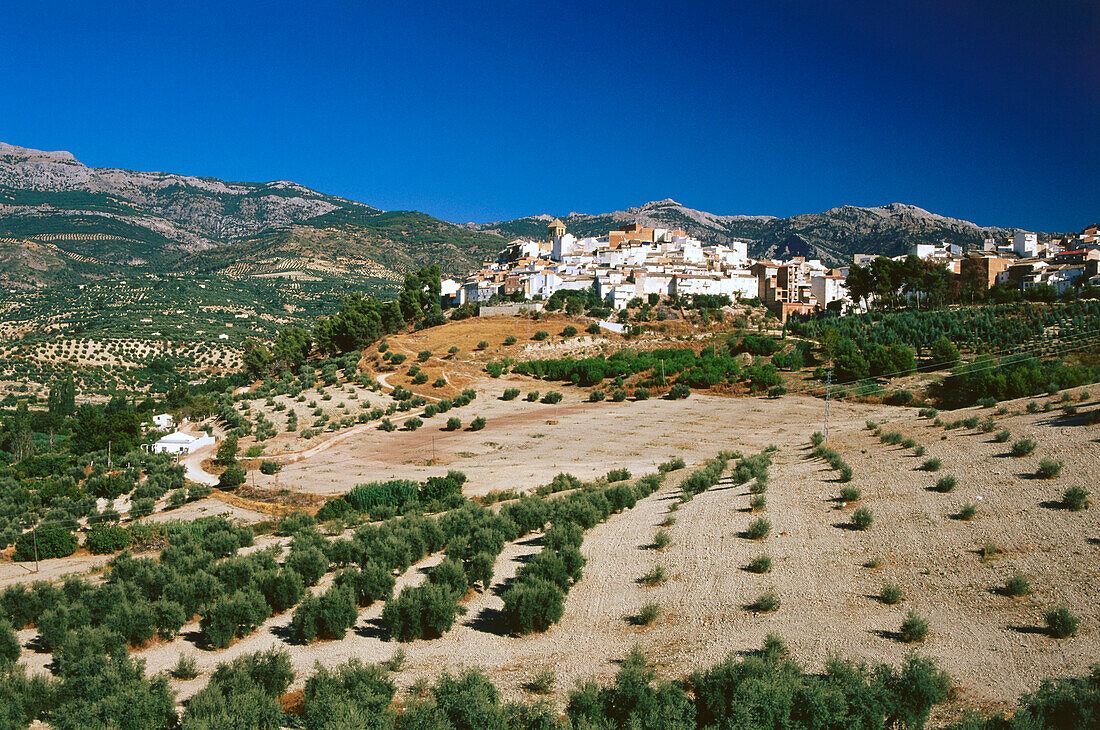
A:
2 1 1096 230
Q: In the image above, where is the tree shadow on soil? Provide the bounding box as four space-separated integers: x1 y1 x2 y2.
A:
354 618 388 640
468 606 507 636
1006 624 1049 636
271 623 304 646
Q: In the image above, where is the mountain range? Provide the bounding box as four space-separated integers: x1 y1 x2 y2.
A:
0 142 1035 289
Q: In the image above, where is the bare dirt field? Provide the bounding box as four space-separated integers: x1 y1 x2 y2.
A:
9 381 1099 723
266 384 896 498
120 388 1097 720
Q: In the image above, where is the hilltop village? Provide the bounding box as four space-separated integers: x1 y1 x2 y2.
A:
448 220 1100 320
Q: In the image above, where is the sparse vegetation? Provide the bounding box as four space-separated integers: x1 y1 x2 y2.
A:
1035 458 1063 479
1045 606 1079 638
1062 486 1090 511
1011 438 1037 457
1002 573 1031 598
640 564 666 587
746 517 771 540
899 609 929 643
747 554 772 573
880 582 904 605
921 457 942 472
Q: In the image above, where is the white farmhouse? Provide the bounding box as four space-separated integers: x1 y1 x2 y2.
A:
152 413 174 430
151 432 215 456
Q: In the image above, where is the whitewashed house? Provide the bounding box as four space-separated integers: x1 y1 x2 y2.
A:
152 413 175 430
151 432 215 456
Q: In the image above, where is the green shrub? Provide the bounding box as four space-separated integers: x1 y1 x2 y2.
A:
901 437 916 449
130 497 155 520
921 457 942 472
810 431 824 447
607 468 631 482
934 475 957 493
532 331 549 341
477 340 490 350
993 429 1011 443
500 578 565 635
837 463 854 482
502 388 521 401
1062 486 1090 511
653 530 670 550
636 602 661 626
640 564 665 587
292 585 358 642
880 583 903 605
1035 458 1063 479
542 391 562 404
171 653 198 680
259 460 282 475
1045 606 1079 638
14 523 77 561
417 350 432 362
634 387 650 400
749 494 766 512
899 610 928 642
383 583 463 641
1002 573 1031 598
748 591 779 613
918 408 938 419
851 507 873 530
588 390 605 402
0 618 20 667
746 517 771 540
659 457 686 473
562 325 578 338
880 431 903 445
527 668 555 694
468 416 486 431
913 444 926 457
85 523 132 554
839 486 861 502
958 503 977 521
1011 438 1037 457
747 554 771 574
668 383 691 399
445 416 461 431
403 417 423 431
979 542 1001 561
218 464 246 489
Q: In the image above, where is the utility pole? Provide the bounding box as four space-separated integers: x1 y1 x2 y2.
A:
33 525 39 573
824 370 832 446
107 440 112 470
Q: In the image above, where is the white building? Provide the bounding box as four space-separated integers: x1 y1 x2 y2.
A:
440 278 461 305
152 413 174 430
1014 232 1039 257
811 274 849 310
151 432 215 456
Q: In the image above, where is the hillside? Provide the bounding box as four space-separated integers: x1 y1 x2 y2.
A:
0 142 507 288
0 142 1037 288
471 199 1019 266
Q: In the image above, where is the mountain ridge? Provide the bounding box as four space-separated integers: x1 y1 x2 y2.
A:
0 142 504 288
468 198 1023 265
0 142 1053 289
